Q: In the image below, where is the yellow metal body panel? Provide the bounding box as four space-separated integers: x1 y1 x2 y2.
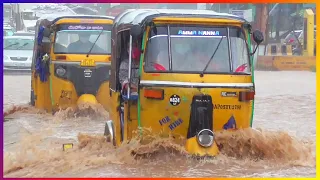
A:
77 94 98 105
138 86 253 133
153 17 243 25
55 18 113 25
96 81 111 110
185 137 219 156
32 71 52 111
109 91 121 146
124 101 138 140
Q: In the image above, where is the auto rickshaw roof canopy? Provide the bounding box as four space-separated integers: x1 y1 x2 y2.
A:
36 14 115 28
113 9 248 32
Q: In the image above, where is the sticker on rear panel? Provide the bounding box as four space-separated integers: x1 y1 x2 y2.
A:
159 116 171 126
169 94 181 106
221 91 237 97
169 118 183 131
223 115 237 130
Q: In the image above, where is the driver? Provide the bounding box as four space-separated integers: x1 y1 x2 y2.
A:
67 32 103 53
189 39 229 72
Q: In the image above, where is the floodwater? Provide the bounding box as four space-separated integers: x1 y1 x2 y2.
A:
3 71 316 177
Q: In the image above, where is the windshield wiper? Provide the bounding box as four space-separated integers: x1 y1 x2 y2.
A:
17 42 29 50
86 30 104 57
200 36 224 77
4 42 19 49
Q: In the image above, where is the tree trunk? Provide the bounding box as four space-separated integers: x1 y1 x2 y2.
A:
275 5 281 42
254 4 268 45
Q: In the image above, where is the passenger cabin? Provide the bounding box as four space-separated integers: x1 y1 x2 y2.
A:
109 9 250 93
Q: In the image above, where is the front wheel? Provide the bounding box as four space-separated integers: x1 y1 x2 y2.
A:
104 120 116 146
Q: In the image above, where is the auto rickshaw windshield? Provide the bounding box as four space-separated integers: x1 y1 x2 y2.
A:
54 23 112 55
145 25 250 74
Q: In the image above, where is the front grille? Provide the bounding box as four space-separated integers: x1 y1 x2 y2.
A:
10 57 28 61
187 94 214 139
54 63 111 97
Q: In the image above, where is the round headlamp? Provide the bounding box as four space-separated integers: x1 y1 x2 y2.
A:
56 66 66 77
196 129 215 147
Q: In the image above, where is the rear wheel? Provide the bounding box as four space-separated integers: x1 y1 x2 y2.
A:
120 105 124 142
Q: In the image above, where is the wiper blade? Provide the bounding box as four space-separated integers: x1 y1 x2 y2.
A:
86 30 104 57
4 42 19 49
17 42 29 50
200 36 224 77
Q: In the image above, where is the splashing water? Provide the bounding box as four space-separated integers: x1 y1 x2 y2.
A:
3 103 315 177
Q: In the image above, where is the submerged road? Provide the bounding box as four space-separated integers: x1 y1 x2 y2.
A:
3 71 316 177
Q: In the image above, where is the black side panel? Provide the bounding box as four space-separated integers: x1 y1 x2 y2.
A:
30 90 35 106
54 63 110 96
187 94 213 139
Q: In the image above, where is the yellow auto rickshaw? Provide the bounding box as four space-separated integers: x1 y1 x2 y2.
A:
30 15 114 112
103 9 264 157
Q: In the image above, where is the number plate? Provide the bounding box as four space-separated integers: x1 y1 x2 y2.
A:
13 63 25 67
80 59 96 67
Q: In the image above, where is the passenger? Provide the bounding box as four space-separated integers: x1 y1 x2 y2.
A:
184 47 208 71
119 42 140 93
54 33 67 52
171 38 192 70
132 42 141 61
153 46 169 71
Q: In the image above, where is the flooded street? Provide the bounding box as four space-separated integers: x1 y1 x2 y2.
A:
3 71 316 177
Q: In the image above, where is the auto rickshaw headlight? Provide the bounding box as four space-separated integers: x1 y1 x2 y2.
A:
56 66 66 77
196 129 214 147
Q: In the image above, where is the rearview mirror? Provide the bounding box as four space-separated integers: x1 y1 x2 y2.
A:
43 27 51 38
42 37 50 43
252 30 264 44
130 25 142 39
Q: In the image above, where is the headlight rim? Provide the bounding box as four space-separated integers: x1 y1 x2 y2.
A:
55 65 67 77
196 129 215 148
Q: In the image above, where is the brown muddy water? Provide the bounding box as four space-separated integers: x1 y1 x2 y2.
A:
3 71 316 177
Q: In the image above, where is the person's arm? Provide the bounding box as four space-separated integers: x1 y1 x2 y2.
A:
119 60 129 88
119 60 138 92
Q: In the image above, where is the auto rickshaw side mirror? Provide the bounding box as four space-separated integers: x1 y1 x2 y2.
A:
252 30 264 45
42 37 51 43
43 27 51 38
130 25 142 39
250 30 264 56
